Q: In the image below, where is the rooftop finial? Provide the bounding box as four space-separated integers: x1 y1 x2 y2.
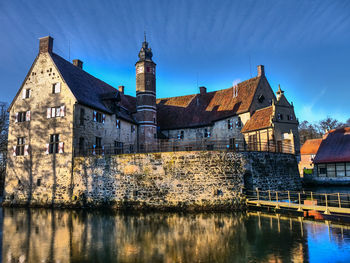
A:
144 31 146 42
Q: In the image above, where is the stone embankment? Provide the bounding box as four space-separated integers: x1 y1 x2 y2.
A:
3 151 301 210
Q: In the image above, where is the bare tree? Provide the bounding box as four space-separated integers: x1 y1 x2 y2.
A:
0 102 9 196
317 117 344 134
298 120 321 145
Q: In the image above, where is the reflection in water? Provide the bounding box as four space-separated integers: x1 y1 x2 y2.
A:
1 208 350 263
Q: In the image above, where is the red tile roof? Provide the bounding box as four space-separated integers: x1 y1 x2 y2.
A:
300 138 322 155
241 106 273 133
156 77 261 130
313 127 350 163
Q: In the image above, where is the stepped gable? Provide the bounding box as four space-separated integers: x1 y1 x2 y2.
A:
300 138 322 155
313 127 350 163
156 76 261 130
241 106 273 133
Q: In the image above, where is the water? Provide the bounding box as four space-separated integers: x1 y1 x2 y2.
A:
1 208 350 263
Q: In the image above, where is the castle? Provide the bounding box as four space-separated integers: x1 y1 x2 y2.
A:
4 36 300 203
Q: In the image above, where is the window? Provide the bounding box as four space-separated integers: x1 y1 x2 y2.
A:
16 111 30 122
336 163 345 177
16 137 25 156
116 119 121 128
129 145 134 153
235 117 241 128
49 134 60 154
178 131 184 139
95 137 102 148
96 112 103 123
37 179 41 186
327 164 336 177
131 125 135 133
52 82 61 94
22 88 31 99
346 163 350 176
318 164 327 177
277 113 283 120
80 108 85 125
204 129 211 138
153 117 156 124
290 115 294 121
47 106 65 118
228 120 232 130
93 111 105 123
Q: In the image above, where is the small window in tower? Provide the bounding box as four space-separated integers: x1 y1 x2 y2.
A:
37 179 41 186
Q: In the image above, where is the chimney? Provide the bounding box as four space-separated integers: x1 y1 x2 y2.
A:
199 86 207 95
257 65 265 77
118 86 125 94
39 36 53 54
73 59 83 69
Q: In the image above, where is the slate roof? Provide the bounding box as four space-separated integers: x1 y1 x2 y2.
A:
156 77 261 130
51 53 136 123
313 127 350 163
300 138 322 155
241 106 273 133
51 53 118 114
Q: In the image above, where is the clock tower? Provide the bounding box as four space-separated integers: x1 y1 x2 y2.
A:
135 35 157 150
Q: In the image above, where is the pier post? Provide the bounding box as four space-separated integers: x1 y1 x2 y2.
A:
275 191 280 209
338 193 341 208
324 194 331 215
297 193 303 212
256 188 261 206
268 190 271 201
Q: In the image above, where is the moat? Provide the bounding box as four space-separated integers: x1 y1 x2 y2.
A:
1 208 350 262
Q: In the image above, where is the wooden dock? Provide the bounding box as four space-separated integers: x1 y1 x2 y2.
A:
246 189 350 216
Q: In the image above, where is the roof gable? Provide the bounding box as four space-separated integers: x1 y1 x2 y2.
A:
156 76 261 130
241 106 274 133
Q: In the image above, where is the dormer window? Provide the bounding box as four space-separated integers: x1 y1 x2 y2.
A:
277 113 283 120
52 82 61 94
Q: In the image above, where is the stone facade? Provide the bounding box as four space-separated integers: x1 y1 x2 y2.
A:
5 51 75 204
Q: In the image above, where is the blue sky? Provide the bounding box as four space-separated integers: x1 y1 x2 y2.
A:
0 0 349 123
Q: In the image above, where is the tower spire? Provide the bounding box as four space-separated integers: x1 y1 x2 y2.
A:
144 31 146 42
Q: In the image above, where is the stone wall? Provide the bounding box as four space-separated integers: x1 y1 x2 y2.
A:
70 151 301 210
4 150 301 209
72 151 246 210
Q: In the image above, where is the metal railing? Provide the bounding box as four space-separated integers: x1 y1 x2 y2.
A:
74 139 295 157
246 189 350 210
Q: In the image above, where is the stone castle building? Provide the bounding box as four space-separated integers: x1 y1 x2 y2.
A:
4 36 300 203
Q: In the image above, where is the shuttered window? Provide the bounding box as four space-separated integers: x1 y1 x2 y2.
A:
47 106 65 118
47 134 63 154
52 82 61 94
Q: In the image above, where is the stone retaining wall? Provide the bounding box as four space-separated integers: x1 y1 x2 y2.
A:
3 151 301 210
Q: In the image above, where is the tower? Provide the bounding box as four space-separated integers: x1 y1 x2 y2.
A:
136 34 157 149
